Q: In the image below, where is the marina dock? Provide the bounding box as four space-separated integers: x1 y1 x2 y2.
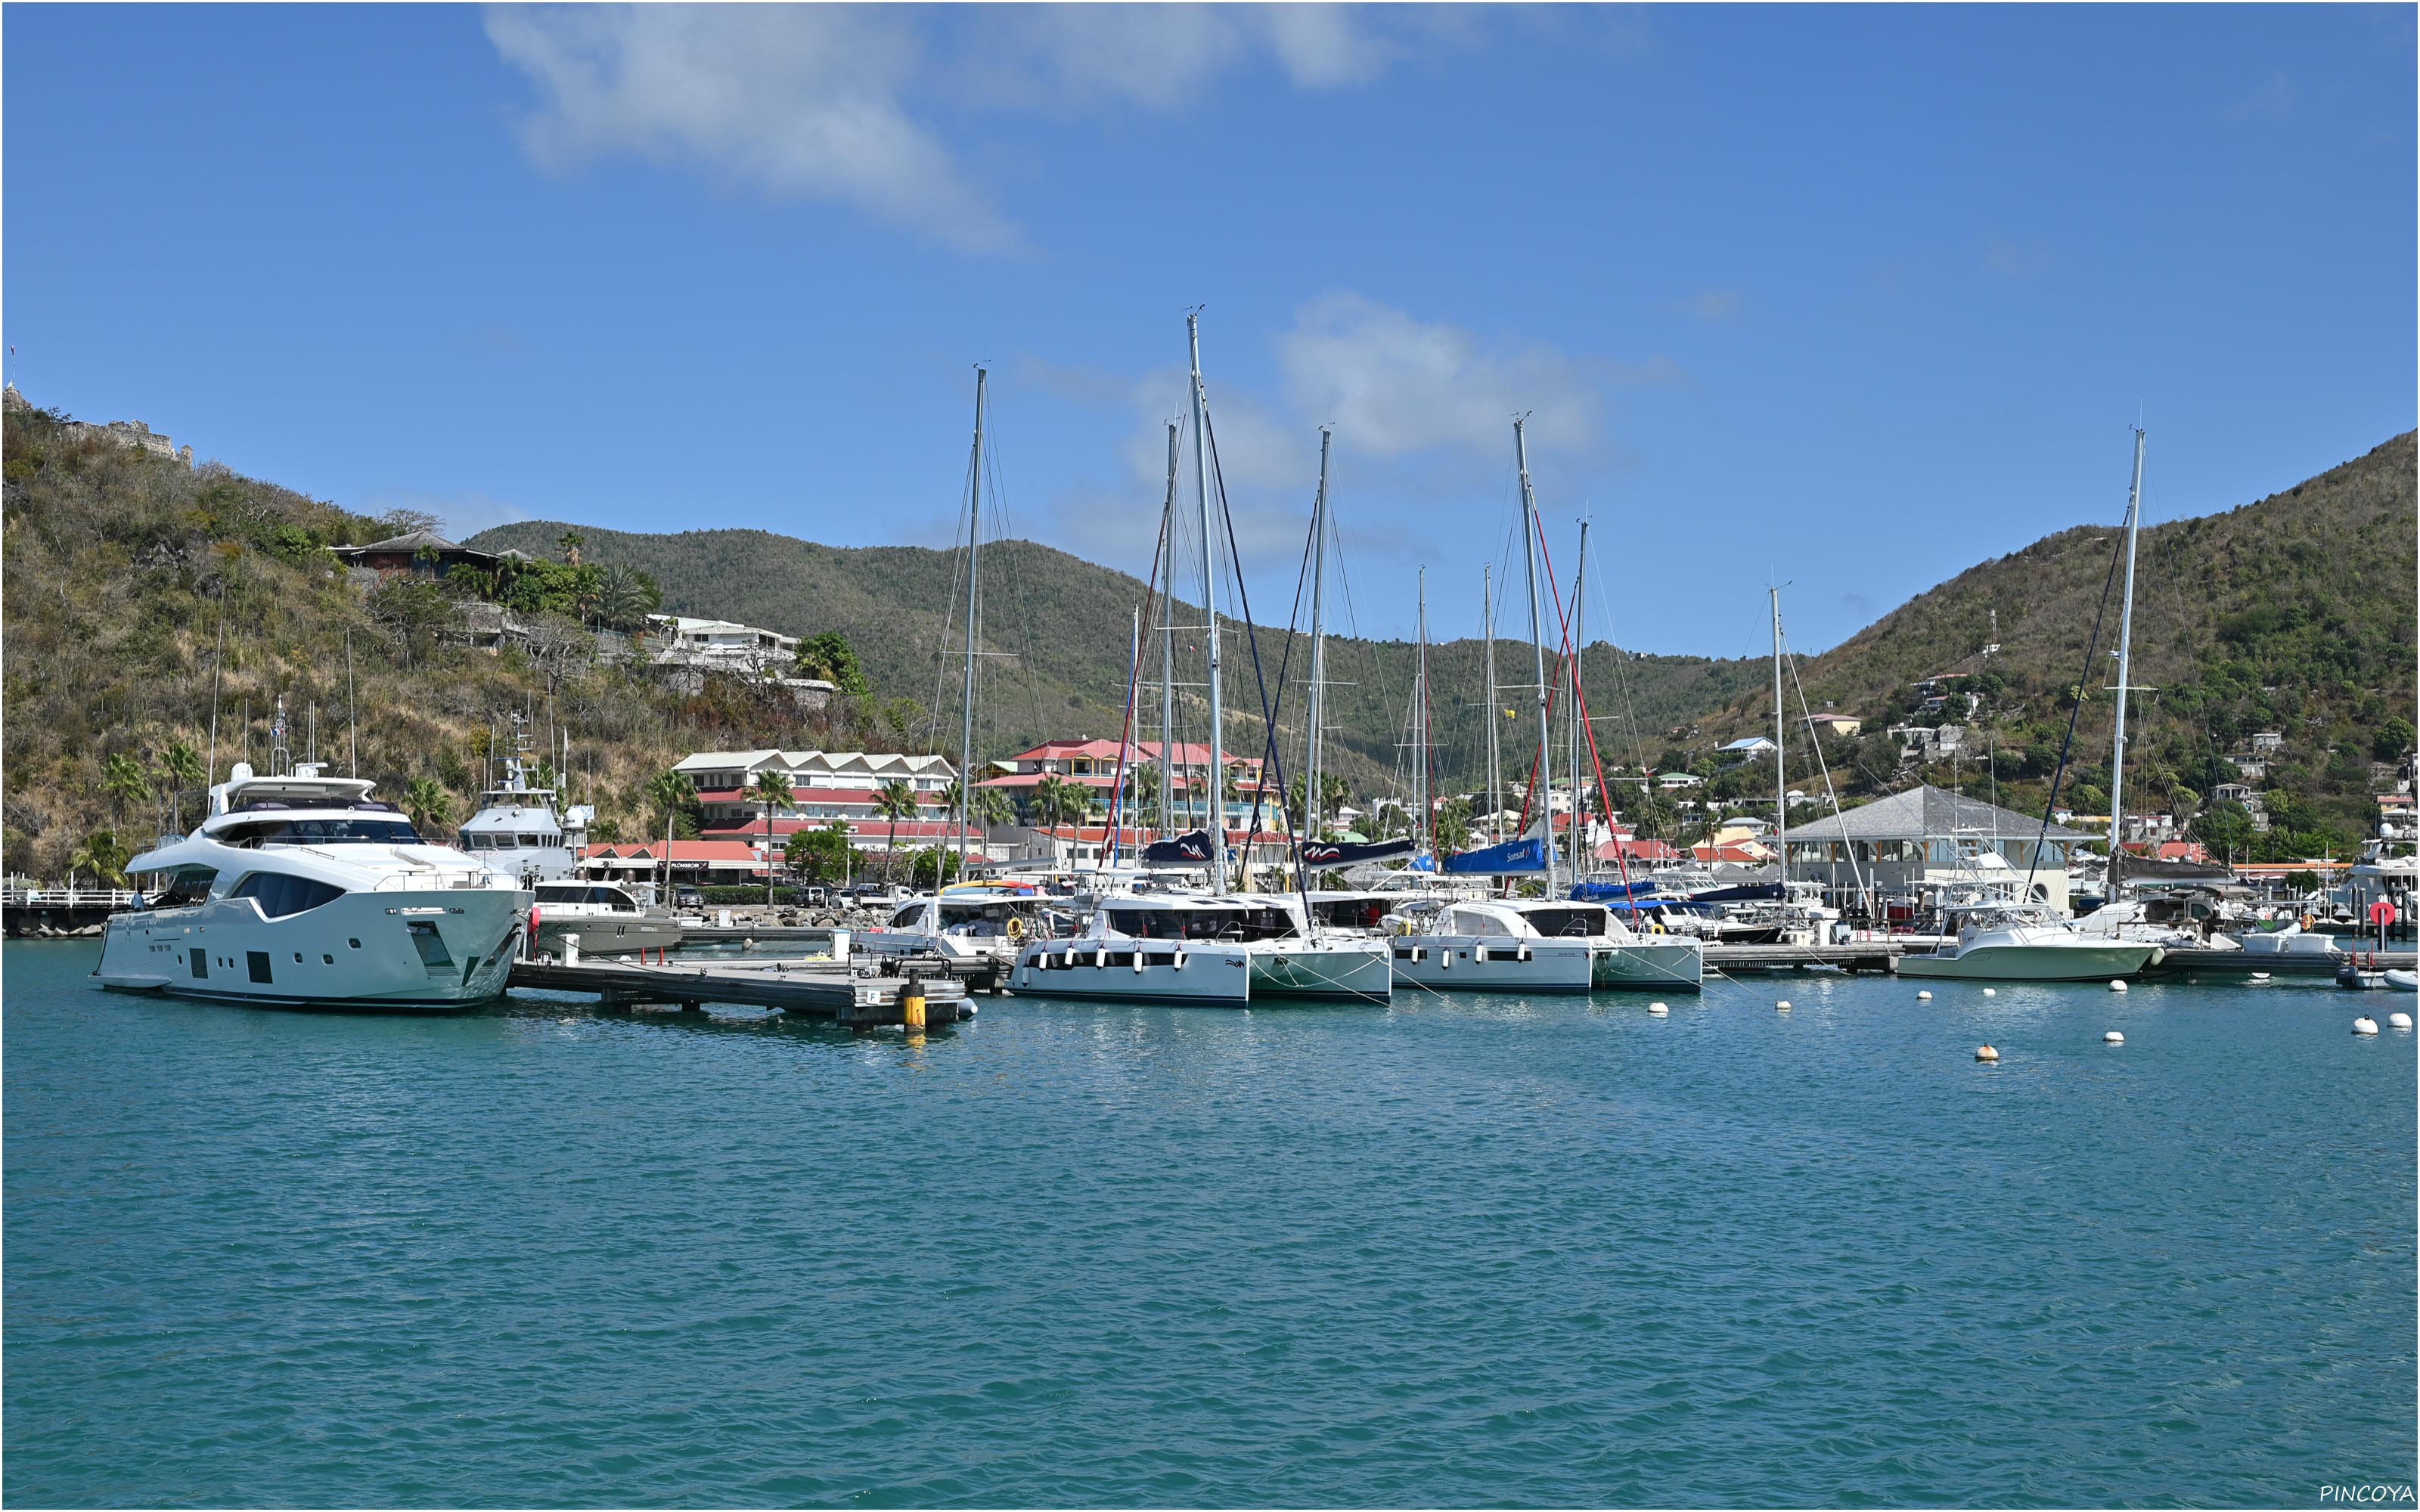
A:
510 956 974 1024
1704 939 1914 973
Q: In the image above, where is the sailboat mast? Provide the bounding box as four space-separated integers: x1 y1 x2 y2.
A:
1159 420 1179 838
1483 565 1500 843
1306 428 1331 841
1571 518 1589 878
2110 426 2146 900
1515 418 1556 891
1416 566 1429 854
1187 313 1227 895
957 366 988 867
1772 585 1787 883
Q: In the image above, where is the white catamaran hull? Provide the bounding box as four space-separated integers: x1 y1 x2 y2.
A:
1590 938 1707 991
1011 940 1254 1005
95 888 528 1007
1390 936 1596 994
1246 938 1393 1002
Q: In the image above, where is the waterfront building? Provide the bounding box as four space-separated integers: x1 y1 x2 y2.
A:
1781 783 2093 914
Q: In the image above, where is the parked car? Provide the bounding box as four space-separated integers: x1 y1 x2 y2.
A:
672 886 705 910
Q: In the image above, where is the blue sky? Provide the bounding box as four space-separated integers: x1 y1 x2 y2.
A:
6 4 2412 657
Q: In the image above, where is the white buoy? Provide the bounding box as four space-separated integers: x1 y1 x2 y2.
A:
1776 999 1792 1011
2251 971 2271 982
2104 1030 2124 1044
1917 990 1934 1001
1975 1044 1999 1062
1983 987 1997 997
2353 1016 2379 1036
2391 1013 2414 1030
2108 979 2129 993
1648 1002 1669 1016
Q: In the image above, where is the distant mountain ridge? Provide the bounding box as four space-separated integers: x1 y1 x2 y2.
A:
475 430 2415 838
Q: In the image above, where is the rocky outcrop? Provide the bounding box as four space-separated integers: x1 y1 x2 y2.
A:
4 383 193 466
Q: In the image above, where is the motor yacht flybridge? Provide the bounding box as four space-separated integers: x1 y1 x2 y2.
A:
96 760 529 1008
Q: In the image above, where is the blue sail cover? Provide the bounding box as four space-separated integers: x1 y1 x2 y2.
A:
1442 835 1548 875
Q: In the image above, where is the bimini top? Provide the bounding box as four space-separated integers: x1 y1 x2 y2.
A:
209 762 379 818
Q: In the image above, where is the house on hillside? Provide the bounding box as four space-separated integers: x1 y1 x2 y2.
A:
333 530 504 585
644 615 799 673
1802 713 1863 739
1718 736 1779 762
1781 784 2093 914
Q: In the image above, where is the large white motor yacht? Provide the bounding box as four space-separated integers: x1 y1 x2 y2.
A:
455 742 589 885
95 763 529 1008
1900 904 2162 981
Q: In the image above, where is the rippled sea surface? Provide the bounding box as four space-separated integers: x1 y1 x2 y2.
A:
6 940 2414 1507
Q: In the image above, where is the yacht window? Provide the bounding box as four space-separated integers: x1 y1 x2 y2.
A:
221 817 422 847
518 835 548 848
535 885 585 901
1523 906 1606 938
228 872 346 919
887 906 923 929
463 833 491 849
142 867 217 908
486 834 514 849
591 888 631 908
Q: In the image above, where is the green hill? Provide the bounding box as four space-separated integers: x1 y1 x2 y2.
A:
1672 432 2417 857
467 520 1768 798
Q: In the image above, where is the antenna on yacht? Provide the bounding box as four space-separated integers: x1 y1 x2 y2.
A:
269 695 291 778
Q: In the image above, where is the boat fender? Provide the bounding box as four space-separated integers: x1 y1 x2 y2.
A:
1473 944 1488 963
1516 945 1531 962
1410 947 1426 963
1172 952 1187 971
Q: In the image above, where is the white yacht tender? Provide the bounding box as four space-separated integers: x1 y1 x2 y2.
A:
532 879 682 959
97 763 529 1007
858 885 1066 971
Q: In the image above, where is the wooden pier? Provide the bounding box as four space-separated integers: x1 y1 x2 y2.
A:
509 956 974 1024
1704 939 1915 973
2150 946 2417 979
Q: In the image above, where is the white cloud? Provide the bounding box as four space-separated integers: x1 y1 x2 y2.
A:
1278 290 1599 460
486 5 1447 253
485 5 1016 253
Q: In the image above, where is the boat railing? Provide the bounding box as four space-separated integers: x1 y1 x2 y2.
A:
369 869 508 893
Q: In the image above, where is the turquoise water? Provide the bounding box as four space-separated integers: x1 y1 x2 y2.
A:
6 940 2413 1507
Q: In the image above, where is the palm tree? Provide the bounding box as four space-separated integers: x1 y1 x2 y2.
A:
594 564 656 631
99 751 150 834
750 769 797 903
404 777 455 835
557 529 585 566
872 779 920 887
68 829 130 890
972 786 1015 830
160 741 205 834
1028 774 1076 836
646 769 699 900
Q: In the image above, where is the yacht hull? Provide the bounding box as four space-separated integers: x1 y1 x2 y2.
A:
1900 942 2162 981
536 915 684 959
1246 939 1393 1002
95 888 529 1008
1390 936 1595 994
1590 939 1707 991
1011 941 1253 1005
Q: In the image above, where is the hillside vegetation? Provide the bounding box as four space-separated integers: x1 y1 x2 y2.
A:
0 401 925 881
469 520 1767 798
1674 432 2417 856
